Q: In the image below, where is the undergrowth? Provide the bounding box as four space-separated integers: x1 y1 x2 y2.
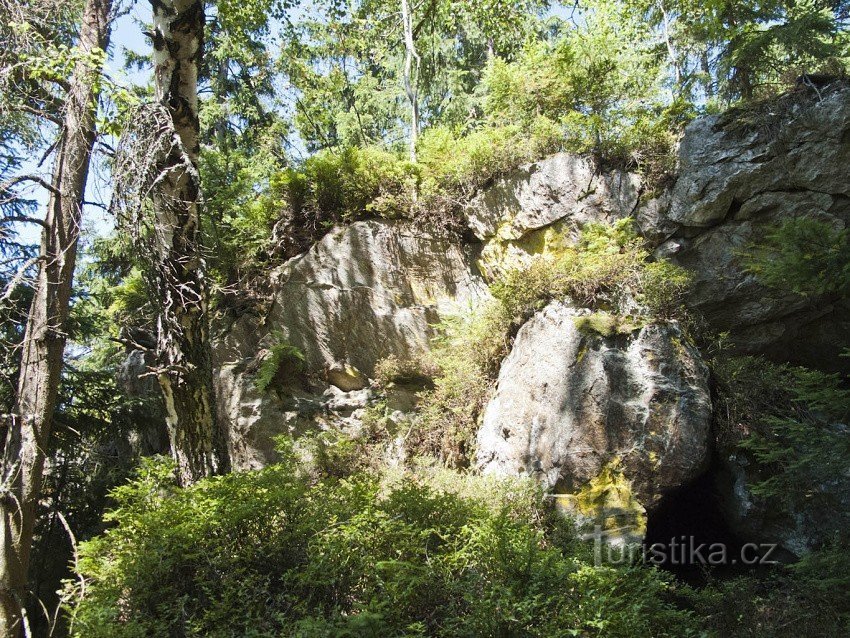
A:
64 455 699 638
261 120 564 260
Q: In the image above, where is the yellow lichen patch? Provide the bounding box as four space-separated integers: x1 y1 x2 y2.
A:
553 459 647 543
408 278 438 306
327 364 368 391
647 450 660 469
478 219 572 281
572 312 642 338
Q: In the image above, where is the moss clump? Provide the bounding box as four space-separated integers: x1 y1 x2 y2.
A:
373 354 437 389
573 312 641 338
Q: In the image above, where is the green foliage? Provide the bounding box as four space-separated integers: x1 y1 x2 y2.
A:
66 458 698 637
271 145 418 222
487 219 691 351
248 121 564 263
417 119 564 198
410 317 494 466
254 335 306 393
681 540 850 636
278 0 545 152
713 355 850 534
745 217 850 297
481 4 687 177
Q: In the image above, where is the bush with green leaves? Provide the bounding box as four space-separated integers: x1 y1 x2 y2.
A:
481 4 693 180
64 457 698 638
258 120 564 259
713 355 850 538
681 540 850 637
745 217 850 297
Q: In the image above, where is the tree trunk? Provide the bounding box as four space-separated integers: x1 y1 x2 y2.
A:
658 2 682 97
149 0 229 485
0 0 112 634
401 0 420 163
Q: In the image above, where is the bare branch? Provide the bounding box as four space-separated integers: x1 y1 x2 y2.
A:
0 216 47 229
0 175 61 198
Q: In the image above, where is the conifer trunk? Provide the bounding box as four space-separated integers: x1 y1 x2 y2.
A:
0 0 112 633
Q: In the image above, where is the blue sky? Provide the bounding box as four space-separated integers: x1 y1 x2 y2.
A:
14 2 152 247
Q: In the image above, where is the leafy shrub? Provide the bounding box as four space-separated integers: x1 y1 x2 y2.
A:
745 217 850 297
481 16 691 180
681 541 850 637
417 118 563 200
65 457 698 637
263 121 564 257
712 355 850 538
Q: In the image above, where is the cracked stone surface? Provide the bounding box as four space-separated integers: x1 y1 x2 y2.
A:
214 219 489 468
466 152 642 241
658 87 850 371
476 302 712 510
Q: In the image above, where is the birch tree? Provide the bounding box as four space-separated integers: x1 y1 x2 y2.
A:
145 0 229 483
400 0 421 162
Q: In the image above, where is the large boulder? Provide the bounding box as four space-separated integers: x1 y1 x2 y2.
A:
214 219 488 469
466 153 642 280
467 153 641 242
476 302 712 541
463 89 850 371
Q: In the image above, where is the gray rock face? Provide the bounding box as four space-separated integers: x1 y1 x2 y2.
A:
214 219 488 469
667 91 850 232
476 302 712 510
467 153 641 241
209 89 849 541
658 88 850 370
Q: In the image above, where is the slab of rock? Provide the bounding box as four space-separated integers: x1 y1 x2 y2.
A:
214 219 488 468
466 153 641 241
655 87 850 370
476 302 712 518
667 89 850 232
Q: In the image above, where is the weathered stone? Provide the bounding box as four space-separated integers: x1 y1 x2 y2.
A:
467 153 641 242
666 90 850 231
214 219 488 468
716 434 850 558
656 88 850 371
477 302 712 526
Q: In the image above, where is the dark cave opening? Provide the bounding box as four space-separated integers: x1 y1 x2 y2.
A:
643 466 761 584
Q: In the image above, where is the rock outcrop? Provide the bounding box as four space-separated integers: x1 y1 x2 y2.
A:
214 219 488 469
656 88 850 372
476 302 712 540
207 86 849 547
